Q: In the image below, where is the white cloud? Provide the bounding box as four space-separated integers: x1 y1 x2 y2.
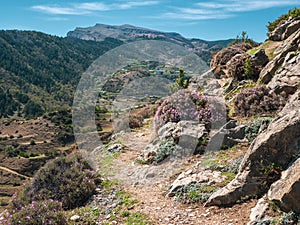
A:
31 5 89 15
158 0 299 21
76 2 111 11
46 17 69 21
32 1 160 15
117 1 160 9
161 12 233 20
197 0 299 13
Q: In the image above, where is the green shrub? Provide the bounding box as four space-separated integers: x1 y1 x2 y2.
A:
279 211 300 224
154 139 178 164
4 145 18 157
244 58 254 79
1 200 67 225
245 117 273 142
174 183 216 204
57 127 74 145
12 155 100 210
176 69 190 89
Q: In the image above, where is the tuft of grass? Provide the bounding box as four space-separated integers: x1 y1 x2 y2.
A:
125 212 151 225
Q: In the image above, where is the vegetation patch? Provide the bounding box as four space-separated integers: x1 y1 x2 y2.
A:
154 89 212 130
11 154 100 210
1 199 67 225
233 85 286 117
153 139 179 164
174 183 217 204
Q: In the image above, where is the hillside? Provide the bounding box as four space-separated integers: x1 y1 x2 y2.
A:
67 23 233 64
0 30 122 118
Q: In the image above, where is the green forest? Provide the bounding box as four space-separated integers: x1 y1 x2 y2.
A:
0 30 122 118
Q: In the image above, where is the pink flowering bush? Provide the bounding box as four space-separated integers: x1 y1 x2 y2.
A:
0 200 67 225
233 85 286 117
154 90 212 130
11 155 100 210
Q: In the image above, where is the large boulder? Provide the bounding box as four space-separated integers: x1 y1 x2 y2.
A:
268 157 300 214
167 169 225 197
250 49 269 68
268 20 290 41
205 91 300 206
226 49 269 81
137 121 207 164
282 19 300 40
226 53 250 80
208 120 247 150
267 50 300 95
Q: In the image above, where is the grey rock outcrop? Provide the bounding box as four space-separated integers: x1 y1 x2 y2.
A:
268 157 300 214
259 28 300 87
267 50 300 95
282 19 300 40
137 121 207 164
251 49 269 68
268 17 300 41
247 196 270 225
269 20 290 41
167 169 225 197
206 91 300 206
208 120 247 150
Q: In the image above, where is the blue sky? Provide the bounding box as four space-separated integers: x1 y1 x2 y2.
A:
1 0 300 42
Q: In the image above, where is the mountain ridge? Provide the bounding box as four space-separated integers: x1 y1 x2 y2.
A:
67 23 233 63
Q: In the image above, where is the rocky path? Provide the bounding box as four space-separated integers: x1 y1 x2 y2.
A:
102 125 256 225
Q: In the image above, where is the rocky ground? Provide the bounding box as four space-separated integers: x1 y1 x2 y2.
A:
77 124 257 225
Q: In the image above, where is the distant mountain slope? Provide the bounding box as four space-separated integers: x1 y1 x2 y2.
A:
0 25 231 119
0 30 122 118
67 24 233 64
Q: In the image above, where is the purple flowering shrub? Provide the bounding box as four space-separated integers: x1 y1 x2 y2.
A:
11 155 100 210
233 85 286 117
154 90 212 130
0 200 67 225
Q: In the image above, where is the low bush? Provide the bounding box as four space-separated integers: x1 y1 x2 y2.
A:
154 139 178 164
11 155 100 210
1 200 67 225
174 183 216 204
129 105 156 129
233 85 285 117
4 145 18 157
154 90 212 130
